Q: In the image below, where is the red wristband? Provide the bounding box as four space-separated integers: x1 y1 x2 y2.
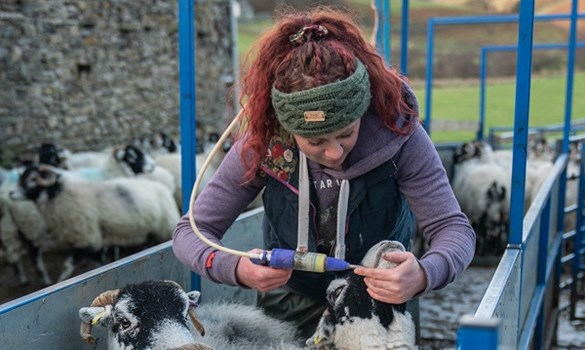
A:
205 251 216 269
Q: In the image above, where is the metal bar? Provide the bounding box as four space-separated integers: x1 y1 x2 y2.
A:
375 0 383 56
423 18 434 132
432 13 585 26
518 285 546 349
509 0 534 245
383 0 391 64
478 47 488 141
457 315 500 349
508 1 536 347
400 0 409 74
572 102 585 319
533 197 552 349
178 0 201 292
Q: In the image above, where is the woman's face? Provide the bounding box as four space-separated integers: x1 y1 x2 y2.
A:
292 120 361 171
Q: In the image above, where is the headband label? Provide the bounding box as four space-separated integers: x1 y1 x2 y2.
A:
304 111 326 122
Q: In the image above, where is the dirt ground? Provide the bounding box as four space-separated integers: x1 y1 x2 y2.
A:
0 248 141 305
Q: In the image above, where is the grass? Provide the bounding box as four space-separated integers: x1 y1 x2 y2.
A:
412 71 585 143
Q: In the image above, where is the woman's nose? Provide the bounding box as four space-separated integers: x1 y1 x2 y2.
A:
324 143 344 160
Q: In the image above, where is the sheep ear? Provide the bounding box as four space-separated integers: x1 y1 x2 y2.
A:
186 291 201 304
113 147 126 161
79 307 104 323
306 309 335 349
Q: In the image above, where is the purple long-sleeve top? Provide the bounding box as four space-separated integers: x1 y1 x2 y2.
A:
172 111 476 295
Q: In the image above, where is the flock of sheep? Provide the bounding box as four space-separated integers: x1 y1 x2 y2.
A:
78 240 417 350
0 128 230 287
450 136 581 257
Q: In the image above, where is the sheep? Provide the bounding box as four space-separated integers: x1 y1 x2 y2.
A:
78 280 306 350
306 240 417 350
451 139 554 256
38 143 179 211
0 166 52 285
153 131 263 212
0 193 28 284
527 134 555 162
451 161 510 256
10 164 180 281
144 131 181 156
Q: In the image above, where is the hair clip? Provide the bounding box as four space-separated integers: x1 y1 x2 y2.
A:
289 24 329 44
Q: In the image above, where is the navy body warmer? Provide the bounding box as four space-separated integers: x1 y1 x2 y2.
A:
262 156 415 302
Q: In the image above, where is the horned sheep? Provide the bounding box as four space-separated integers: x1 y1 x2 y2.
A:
10 164 180 281
78 280 305 350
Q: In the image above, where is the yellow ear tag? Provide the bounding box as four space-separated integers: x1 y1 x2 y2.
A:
91 309 107 325
313 334 322 344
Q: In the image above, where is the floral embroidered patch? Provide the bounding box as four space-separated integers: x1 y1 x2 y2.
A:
261 130 298 183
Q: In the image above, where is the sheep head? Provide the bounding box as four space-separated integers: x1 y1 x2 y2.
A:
306 240 409 349
78 280 208 349
79 288 120 344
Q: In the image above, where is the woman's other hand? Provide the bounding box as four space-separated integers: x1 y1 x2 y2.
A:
236 249 293 292
353 250 427 304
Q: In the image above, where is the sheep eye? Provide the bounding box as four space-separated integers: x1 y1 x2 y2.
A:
119 318 131 329
332 285 344 301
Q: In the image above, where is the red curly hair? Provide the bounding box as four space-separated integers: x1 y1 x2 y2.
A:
238 6 417 181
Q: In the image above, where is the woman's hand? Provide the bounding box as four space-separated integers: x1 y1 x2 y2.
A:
353 250 427 304
236 249 293 292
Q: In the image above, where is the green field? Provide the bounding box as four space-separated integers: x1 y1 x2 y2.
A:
413 72 585 143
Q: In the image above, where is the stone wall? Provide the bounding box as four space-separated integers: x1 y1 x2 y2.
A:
0 0 235 164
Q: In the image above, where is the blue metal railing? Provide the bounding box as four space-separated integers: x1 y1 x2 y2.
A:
375 0 391 64
374 0 410 74
178 0 200 292
457 0 582 348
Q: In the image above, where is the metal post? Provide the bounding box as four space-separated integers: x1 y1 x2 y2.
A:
478 47 488 141
573 139 585 320
535 198 552 348
423 18 434 133
400 0 409 75
508 0 534 246
178 0 201 292
375 0 392 65
457 315 500 350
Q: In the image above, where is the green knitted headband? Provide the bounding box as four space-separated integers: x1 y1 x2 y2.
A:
271 59 371 137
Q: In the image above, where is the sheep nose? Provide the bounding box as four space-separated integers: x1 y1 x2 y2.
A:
9 189 25 200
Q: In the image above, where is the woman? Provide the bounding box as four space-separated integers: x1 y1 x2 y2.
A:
173 7 475 339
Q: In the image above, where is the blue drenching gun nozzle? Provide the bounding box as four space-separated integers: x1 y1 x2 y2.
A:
250 248 358 272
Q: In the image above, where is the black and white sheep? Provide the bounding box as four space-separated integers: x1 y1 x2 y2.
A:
10 164 180 281
78 280 306 350
39 143 179 211
0 166 52 285
306 240 417 350
451 140 553 256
